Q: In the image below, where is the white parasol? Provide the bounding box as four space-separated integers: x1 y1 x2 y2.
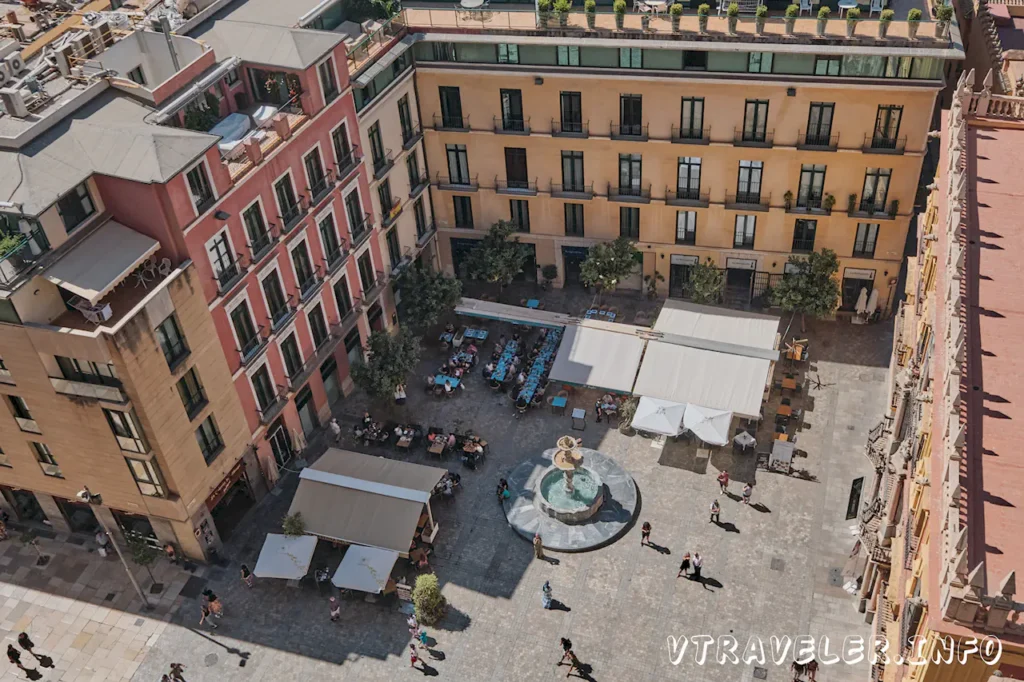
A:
682 404 733 446
854 287 869 315
631 397 686 436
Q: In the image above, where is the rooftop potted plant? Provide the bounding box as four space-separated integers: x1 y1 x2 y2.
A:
642 8 651 29
935 4 953 37
539 0 552 27
670 2 683 31
907 7 922 39
845 6 860 37
847 193 857 213
878 8 894 37
585 0 597 28
698 2 710 32
727 2 740 33
614 0 627 28
785 3 799 34
755 3 768 33
823 193 836 213
816 5 830 36
783 190 794 210
554 0 572 26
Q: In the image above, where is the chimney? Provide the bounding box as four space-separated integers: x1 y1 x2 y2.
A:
271 114 291 141
243 137 263 165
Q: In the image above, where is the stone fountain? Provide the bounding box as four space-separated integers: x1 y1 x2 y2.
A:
536 436 605 523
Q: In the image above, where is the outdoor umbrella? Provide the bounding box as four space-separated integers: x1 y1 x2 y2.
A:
865 289 880 316
631 396 686 436
854 287 869 315
682 404 733 446
253 533 318 579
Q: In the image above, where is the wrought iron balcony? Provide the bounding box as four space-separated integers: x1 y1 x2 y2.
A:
435 173 479 191
307 170 334 207
350 213 375 248
323 241 349 276
734 128 774 147
495 178 538 195
551 119 588 138
433 113 470 131
402 122 424 150
863 135 907 154
409 173 429 198
297 264 324 303
247 224 278 263
611 123 648 140
671 126 710 144
267 294 298 332
416 221 438 247
213 253 247 295
666 186 710 207
256 384 288 425
362 270 388 303
550 182 594 199
278 202 305 234
798 130 839 150
372 149 394 180
608 183 651 203
334 144 362 181
726 191 771 211
494 116 531 135
238 325 269 366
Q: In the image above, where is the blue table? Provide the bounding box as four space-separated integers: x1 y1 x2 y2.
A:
435 375 460 388
439 332 454 342
526 299 540 309
551 396 568 415
465 328 489 340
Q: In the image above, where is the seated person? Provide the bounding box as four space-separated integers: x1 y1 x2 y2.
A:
441 478 454 497
516 371 527 386
512 333 521 343
447 433 457 449
444 379 454 394
444 322 455 334
496 478 510 499
394 384 407 404
484 361 496 375
466 343 478 355
362 412 373 429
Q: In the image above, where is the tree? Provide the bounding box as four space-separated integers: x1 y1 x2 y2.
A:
412 573 447 625
465 221 531 297
282 512 306 537
579 237 639 294
771 248 841 329
686 258 724 304
397 267 462 332
124 532 160 587
350 329 421 404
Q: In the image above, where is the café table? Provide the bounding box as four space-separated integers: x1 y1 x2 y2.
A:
777 403 793 417
734 431 757 451
526 299 540 309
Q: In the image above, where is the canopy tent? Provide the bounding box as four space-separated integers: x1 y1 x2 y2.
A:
43 220 160 304
287 449 446 554
654 300 779 352
682 404 733 446
253 533 318 580
549 323 646 393
332 545 400 593
454 298 574 328
630 397 686 436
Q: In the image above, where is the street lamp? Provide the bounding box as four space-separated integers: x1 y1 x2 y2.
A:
77 487 152 610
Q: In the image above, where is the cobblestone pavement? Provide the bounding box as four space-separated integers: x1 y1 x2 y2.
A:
0 303 893 682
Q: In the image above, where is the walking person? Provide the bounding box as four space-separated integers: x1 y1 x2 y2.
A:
329 418 342 443
558 638 573 666
565 649 583 678
329 597 341 622
169 662 186 682
717 470 730 494
806 658 819 681
199 601 218 630
16 633 50 669
7 644 23 670
202 589 223 618
691 552 703 581
240 564 255 588
640 521 651 546
790 659 807 681
677 552 691 578
533 532 545 560
709 499 721 524
409 643 422 669
742 483 753 505
541 581 553 609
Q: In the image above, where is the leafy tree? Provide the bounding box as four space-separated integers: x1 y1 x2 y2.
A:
397 267 462 332
412 573 447 625
282 512 306 537
771 248 841 329
124 532 160 584
579 237 639 294
350 329 421 403
465 221 531 297
686 258 724 304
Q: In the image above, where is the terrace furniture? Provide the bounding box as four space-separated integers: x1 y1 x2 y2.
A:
571 408 586 431
550 395 568 415
800 0 812 14
869 0 883 15
837 0 857 16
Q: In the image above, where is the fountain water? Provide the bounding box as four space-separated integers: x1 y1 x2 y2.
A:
535 436 605 523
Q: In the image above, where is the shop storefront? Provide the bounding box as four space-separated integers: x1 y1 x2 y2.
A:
726 257 757 291
841 267 876 311
207 459 256 542
4 488 47 523
320 356 341 405
561 246 589 287
668 254 699 298
55 498 99 534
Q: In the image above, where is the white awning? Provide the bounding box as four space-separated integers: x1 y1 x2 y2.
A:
355 35 415 86
454 298 574 328
654 300 779 351
631 397 686 436
549 323 645 393
682 404 733 446
253 533 318 580
332 545 399 593
44 221 160 304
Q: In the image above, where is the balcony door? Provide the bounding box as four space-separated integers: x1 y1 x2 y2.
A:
504 148 529 188
560 92 582 133
446 144 470 184
742 100 769 142
439 86 463 127
619 95 642 135
873 105 902 143
500 89 524 131
737 160 763 201
806 102 834 143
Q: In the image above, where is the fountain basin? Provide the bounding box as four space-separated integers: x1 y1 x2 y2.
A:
536 465 605 523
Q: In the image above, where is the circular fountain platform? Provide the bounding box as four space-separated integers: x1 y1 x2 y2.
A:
502 447 638 552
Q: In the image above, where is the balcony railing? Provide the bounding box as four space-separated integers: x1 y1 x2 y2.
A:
382 202 403 228
671 126 710 144
257 384 288 425
495 178 538 195
362 270 388 302
409 173 430 198
372 149 395 180
278 202 305 234
337 297 363 333
551 182 594 199
267 294 298 332
350 213 374 248
792 239 817 253
307 171 334 207
213 253 247 294
416 221 438 246
735 128 774 147
297 265 324 302
551 119 588 138
433 113 470 131
323 241 349 275
666 186 710 207
726 191 771 211
334 144 362 181
793 194 826 212
608 183 651 202
435 173 479 191
248 224 279 263
494 116 530 135
799 130 839 150
238 324 269 366
49 376 126 404
402 122 424 150
863 135 907 154
611 123 648 140
0 227 50 287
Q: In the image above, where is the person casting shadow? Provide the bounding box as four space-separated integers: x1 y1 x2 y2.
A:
17 634 52 668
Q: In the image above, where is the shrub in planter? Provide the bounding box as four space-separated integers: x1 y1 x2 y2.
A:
783 190 793 210
755 3 768 33
816 5 830 35
554 0 572 25
538 0 552 26
823 193 836 213
727 2 739 33
845 6 860 36
642 12 651 28
585 0 597 27
614 0 627 27
618 397 639 435
935 4 952 37
878 8 894 37
698 2 710 32
670 2 683 30
907 7 921 38
785 3 799 34
847 193 857 213
412 574 448 625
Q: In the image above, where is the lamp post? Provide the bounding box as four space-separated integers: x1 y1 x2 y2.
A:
79 487 151 610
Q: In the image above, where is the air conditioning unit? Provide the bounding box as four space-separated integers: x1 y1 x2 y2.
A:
0 62 10 88
72 32 96 59
89 19 113 49
0 88 28 118
3 52 25 76
0 38 17 61
54 43 75 76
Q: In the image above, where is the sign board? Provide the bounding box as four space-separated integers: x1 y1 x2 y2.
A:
206 460 247 511
844 268 877 281
670 254 699 266
726 258 757 271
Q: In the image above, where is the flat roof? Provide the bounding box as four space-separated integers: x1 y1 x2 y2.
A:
190 19 343 70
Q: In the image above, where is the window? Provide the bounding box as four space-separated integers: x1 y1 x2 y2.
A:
561 151 585 192
406 151 422 189
225 68 239 85
806 103 834 146
414 197 428 238
499 89 525 132
557 45 580 66
446 144 471 184
734 215 756 249
504 147 529 188
565 204 584 236
230 300 260 358
56 182 96 233
185 163 215 214
195 415 224 464
497 43 519 64
262 270 290 327
334 276 354 316
280 333 303 379
814 55 841 76
854 223 880 258
243 202 271 257
304 148 328 198
619 94 643 135
884 56 913 79
683 50 708 70
736 160 763 203
31 442 61 478
126 458 165 497
619 48 642 69
676 157 702 199
748 52 773 73
619 153 642 193
861 168 892 212
55 356 119 386
676 211 696 245
318 58 339 103
291 240 317 296
679 97 704 139
332 122 354 168
398 95 415 142
386 228 401 269
453 196 474 228
872 105 903 146
792 219 817 252
510 200 530 233
439 86 464 128
559 92 583 133
319 211 343 266
176 368 207 419
250 365 276 414
345 191 366 239
155 314 188 368
309 304 329 349
797 164 826 209
126 65 145 85
368 122 387 169
104 408 148 454
8 395 39 433
620 207 640 239
432 42 457 61
742 100 769 142
207 230 238 290
378 179 395 215
274 174 300 225
358 251 376 292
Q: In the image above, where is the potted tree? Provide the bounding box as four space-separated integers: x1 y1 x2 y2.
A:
670 2 683 30
554 0 572 26
783 190 794 210
889 198 900 218
848 193 857 214
585 0 597 28
878 8 894 37
816 5 830 36
539 0 552 27
727 2 740 33
642 10 651 29
907 7 922 38
935 4 952 37
618 397 639 435
698 3 710 32
755 3 768 33
614 0 627 28
541 264 558 290
785 3 799 33
643 271 664 299
823 193 836 213
845 6 860 36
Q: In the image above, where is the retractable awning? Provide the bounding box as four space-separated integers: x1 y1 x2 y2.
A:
44 221 159 304
355 35 416 87
454 298 574 328
332 545 399 593
549 323 645 393
253 533 318 580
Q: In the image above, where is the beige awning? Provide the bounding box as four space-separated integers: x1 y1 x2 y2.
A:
287 449 446 554
549 323 645 393
44 221 160 304
455 297 575 328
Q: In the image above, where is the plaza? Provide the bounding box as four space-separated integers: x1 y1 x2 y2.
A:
0 290 892 682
